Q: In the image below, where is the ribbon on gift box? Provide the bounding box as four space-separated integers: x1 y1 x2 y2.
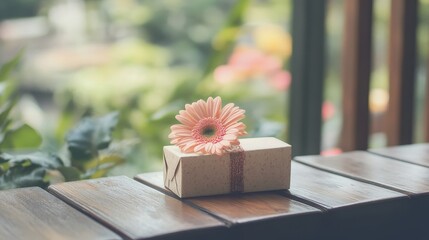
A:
229 145 245 193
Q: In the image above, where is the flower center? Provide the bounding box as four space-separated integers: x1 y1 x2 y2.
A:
202 125 216 137
192 117 226 143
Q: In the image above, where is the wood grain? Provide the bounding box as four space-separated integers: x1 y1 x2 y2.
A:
191 193 323 240
49 176 226 240
290 161 406 208
296 151 429 239
369 143 429 167
135 172 324 240
290 161 410 239
135 172 166 194
0 187 120 240
295 151 429 195
135 172 320 223
189 192 319 224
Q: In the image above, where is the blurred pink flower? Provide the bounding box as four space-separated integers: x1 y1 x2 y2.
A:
321 148 342 156
322 101 336 120
228 47 263 74
214 65 238 84
257 55 282 73
228 46 281 75
213 46 286 88
169 97 247 156
268 71 291 91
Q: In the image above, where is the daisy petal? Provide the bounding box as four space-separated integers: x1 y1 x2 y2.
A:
176 114 196 126
213 96 222 117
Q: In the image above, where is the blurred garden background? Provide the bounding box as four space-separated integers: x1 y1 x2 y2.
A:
0 0 428 182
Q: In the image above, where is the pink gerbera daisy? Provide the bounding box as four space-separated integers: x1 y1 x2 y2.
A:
169 96 247 155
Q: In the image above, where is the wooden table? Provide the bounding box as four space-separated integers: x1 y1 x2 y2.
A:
1 144 428 239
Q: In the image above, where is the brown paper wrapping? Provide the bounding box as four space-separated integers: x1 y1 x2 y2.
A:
163 137 291 198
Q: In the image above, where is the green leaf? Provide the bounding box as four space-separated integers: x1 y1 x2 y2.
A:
0 101 15 126
66 112 119 161
0 165 48 190
0 118 12 141
83 154 124 170
56 166 81 181
0 123 42 150
0 80 16 104
0 51 22 82
0 152 63 169
0 151 64 190
81 155 125 179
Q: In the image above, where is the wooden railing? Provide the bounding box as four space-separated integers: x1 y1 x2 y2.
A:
289 0 427 156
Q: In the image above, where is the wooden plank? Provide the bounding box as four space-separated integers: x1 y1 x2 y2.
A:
290 161 406 208
136 172 167 193
0 187 120 240
135 172 321 222
289 161 409 239
339 0 373 151
295 151 429 195
135 172 324 240
289 0 326 156
48 176 227 240
387 0 418 145
295 151 429 238
190 194 323 240
370 143 429 167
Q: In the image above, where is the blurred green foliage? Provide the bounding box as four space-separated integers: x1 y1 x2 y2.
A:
0 0 291 176
0 52 42 150
0 55 126 189
49 0 289 175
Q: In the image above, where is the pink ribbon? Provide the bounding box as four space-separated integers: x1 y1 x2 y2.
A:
229 146 245 193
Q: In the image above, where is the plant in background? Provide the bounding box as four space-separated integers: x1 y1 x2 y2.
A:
65 112 126 179
0 53 48 189
0 53 42 150
0 55 126 190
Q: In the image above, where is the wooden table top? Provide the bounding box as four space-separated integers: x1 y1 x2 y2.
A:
0 187 119 240
1 143 429 239
136 165 407 211
369 143 429 167
49 176 226 240
135 172 321 224
135 172 323 240
295 151 429 195
289 161 407 208
136 167 410 240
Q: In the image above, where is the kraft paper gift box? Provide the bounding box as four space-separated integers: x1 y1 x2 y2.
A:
163 137 291 198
